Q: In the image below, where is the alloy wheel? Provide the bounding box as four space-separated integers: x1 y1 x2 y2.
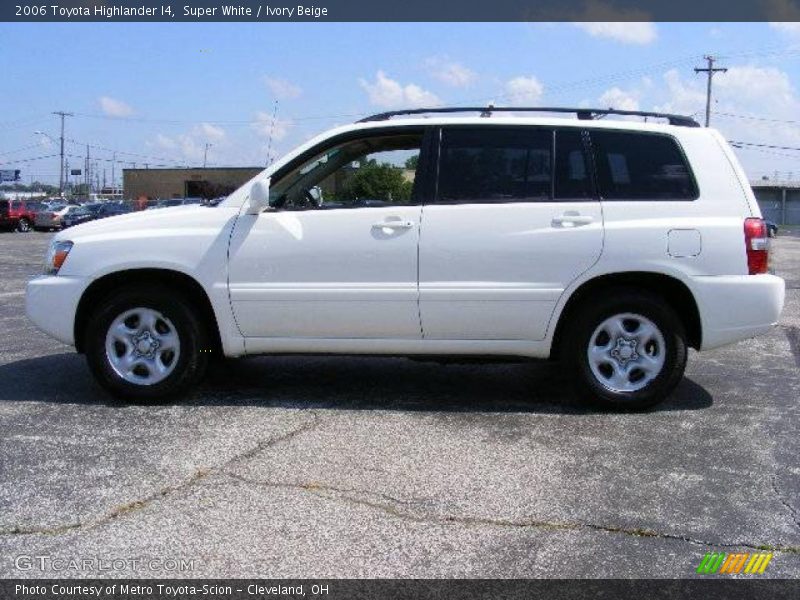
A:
104 307 181 386
587 312 666 393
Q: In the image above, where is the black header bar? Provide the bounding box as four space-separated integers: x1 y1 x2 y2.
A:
3 1 799 23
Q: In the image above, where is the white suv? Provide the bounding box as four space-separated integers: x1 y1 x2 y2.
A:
26 107 785 409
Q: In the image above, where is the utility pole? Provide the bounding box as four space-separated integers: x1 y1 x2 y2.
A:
694 55 727 127
203 143 213 168
52 111 73 196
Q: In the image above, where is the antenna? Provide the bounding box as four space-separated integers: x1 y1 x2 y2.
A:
265 100 279 166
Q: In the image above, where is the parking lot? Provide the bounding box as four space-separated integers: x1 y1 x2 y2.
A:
0 230 798 578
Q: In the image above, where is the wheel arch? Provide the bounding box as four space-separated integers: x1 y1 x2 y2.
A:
550 271 702 359
74 268 222 355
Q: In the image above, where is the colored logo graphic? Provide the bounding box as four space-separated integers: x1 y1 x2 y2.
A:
696 552 773 575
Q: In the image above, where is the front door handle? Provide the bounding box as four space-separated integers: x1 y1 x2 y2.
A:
372 220 414 230
552 212 594 227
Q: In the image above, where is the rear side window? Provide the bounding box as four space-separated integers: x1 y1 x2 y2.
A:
437 127 552 204
590 131 697 200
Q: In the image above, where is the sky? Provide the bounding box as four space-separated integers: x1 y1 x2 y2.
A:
3 21 800 186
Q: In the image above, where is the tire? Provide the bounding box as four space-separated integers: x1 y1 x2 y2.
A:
16 218 31 233
84 288 210 401
563 288 687 411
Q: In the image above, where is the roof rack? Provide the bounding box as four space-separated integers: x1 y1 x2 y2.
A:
357 106 700 128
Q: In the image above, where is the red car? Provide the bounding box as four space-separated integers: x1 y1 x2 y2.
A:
0 199 39 232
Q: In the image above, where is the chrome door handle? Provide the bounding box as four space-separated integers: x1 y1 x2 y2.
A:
372 220 414 230
552 212 594 227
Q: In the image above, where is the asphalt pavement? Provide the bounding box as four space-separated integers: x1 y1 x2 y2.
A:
0 230 798 578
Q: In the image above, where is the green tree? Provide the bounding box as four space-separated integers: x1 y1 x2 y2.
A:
341 161 412 202
404 154 419 170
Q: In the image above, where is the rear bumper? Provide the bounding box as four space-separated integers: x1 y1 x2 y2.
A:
26 275 88 346
692 274 785 350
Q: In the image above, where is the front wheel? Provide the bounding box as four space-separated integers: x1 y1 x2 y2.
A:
16 218 31 233
85 289 210 400
563 289 687 411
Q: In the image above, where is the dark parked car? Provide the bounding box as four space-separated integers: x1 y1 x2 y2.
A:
766 220 779 238
97 203 133 218
147 198 184 210
0 198 40 232
63 202 133 227
62 206 97 228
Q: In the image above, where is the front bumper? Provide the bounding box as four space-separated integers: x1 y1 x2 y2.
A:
26 275 89 346
692 274 786 350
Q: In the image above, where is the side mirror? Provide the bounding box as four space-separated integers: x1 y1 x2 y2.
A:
246 178 271 214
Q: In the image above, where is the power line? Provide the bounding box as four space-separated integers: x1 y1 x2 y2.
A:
728 140 800 152
69 110 367 125
0 153 60 165
713 111 800 126
63 138 187 166
0 143 44 157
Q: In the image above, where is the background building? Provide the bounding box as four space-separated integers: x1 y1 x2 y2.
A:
751 181 800 225
123 167 262 201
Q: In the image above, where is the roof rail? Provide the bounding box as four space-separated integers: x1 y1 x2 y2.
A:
357 106 700 128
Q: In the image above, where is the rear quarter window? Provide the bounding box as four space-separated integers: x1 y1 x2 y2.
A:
590 130 698 200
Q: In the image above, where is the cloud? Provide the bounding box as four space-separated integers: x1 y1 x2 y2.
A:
263 76 302 100
155 134 177 150
153 125 227 165
598 86 640 111
98 96 133 117
424 57 477 87
359 70 441 108
198 122 226 140
574 21 657 45
504 76 544 103
252 112 293 141
572 2 657 44
651 69 706 115
716 65 795 105
646 65 800 178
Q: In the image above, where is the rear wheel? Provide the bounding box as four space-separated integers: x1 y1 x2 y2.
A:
563 288 687 411
85 289 209 400
16 218 31 233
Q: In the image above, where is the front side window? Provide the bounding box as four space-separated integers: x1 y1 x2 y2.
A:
269 131 423 210
590 131 697 200
437 127 552 204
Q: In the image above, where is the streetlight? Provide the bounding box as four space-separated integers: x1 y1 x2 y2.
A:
34 130 56 142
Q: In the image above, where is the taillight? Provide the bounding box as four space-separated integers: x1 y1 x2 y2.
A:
744 217 769 275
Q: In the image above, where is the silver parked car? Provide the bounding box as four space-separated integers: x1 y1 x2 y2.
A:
34 205 81 231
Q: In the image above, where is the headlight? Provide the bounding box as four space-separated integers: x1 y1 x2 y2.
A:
44 240 73 275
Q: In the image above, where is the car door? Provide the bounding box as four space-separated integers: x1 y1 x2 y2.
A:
418 125 604 340
228 127 431 340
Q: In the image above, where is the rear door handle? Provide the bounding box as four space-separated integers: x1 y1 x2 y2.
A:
372 220 414 230
552 212 594 227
